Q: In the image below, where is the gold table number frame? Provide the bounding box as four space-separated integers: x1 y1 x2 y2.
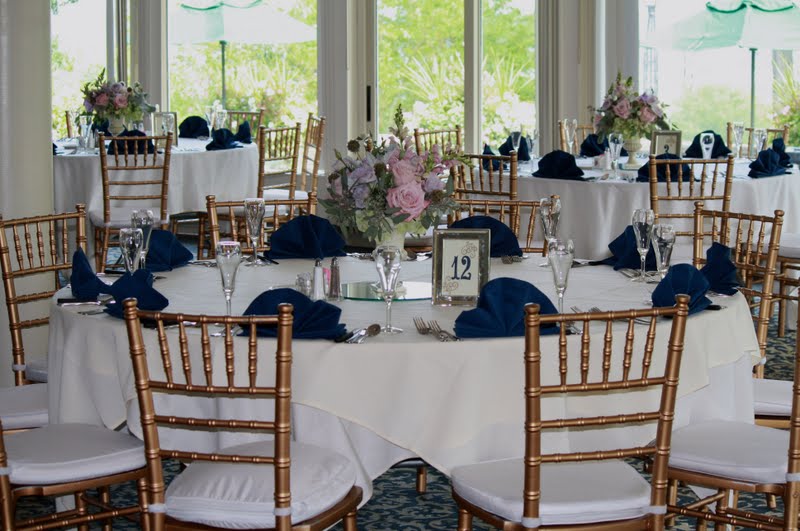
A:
432 228 490 306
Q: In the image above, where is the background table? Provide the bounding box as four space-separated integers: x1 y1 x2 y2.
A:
48 257 760 502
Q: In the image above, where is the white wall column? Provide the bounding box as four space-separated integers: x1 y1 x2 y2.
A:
0 0 53 387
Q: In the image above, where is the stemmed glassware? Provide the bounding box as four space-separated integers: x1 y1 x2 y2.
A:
752 128 767 158
161 114 175 137
529 128 539 158
510 128 523 153
118 228 143 274
631 209 655 282
215 241 241 316
651 224 676 280
244 198 266 266
732 121 744 159
608 132 624 179
374 245 403 334
203 105 215 138
700 132 715 159
78 115 93 153
564 118 578 155
548 239 574 315
213 109 228 131
539 196 561 265
131 209 154 270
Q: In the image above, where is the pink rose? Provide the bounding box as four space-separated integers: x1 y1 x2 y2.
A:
639 105 657 124
113 93 128 109
422 172 445 192
95 93 109 107
387 181 429 221
392 157 418 186
612 98 631 119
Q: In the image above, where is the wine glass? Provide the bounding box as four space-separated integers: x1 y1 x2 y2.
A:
564 118 578 155
118 228 143 274
732 121 744 159
374 245 403 334
244 198 266 266
213 109 228 131
539 196 562 266
510 129 523 153
608 132 624 179
651 224 676 280
78 115 93 153
131 209 155 270
548 239 574 315
215 241 241 316
529 129 539 158
752 128 767 159
700 132 715 159
203 105 215 137
631 209 655 282
161 113 175 137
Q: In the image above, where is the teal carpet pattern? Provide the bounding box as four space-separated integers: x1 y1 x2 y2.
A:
14 321 796 530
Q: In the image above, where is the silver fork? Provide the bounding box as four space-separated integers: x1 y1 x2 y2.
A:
413 317 432 336
429 321 461 341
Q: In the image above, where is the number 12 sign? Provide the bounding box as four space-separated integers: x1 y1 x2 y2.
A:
432 228 490 306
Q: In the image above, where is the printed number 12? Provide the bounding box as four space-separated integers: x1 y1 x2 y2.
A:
450 255 472 280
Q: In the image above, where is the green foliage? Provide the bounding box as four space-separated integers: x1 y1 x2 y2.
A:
669 85 769 141
50 0 79 14
771 57 800 146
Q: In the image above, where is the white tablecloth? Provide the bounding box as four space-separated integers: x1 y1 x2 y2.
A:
518 157 798 259
48 257 760 502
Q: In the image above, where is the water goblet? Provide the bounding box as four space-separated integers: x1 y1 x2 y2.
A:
651 224 676 280
244 198 266 266
118 228 143 274
608 132 624 179
161 113 175 137
131 210 155 270
732 121 744 159
631 208 655 282
548 239 574 315
374 245 403 334
700 132 715 159
78 115 93 154
752 128 767 159
215 241 242 316
564 118 578 155
539 196 562 266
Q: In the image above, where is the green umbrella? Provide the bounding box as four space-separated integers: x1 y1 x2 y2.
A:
663 0 800 127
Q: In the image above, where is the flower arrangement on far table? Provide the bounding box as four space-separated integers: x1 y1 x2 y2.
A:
592 73 670 142
81 69 156 128
321 105 466 245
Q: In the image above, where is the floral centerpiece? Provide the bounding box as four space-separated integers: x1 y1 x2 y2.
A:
81 69 155 134
592 73 670 148
321 105 465 248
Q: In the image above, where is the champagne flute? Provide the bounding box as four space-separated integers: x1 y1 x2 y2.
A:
732 121 744 159
538 196 561 266
564 118 578 155
131 209 155 270
510 129 523 153
215 241 241 316
608 132 624 179
651 224 676 280
203 105 215 137
752 128 767 159
374 245 403 334
244 198 266 266
548 239 574 315
631 209 655 282
118 228 143 274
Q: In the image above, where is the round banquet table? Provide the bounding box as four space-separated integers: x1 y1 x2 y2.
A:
517 157 799 260
48 256 760 503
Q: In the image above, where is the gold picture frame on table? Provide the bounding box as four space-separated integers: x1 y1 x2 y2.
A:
432 228 490 306
651 130 682 156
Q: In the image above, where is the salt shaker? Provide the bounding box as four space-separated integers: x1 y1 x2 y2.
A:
328 257 342 301
311 259 326 301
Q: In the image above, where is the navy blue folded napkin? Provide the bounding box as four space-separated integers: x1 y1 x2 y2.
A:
233 121 252 144
482 144 501 170
498 135 531 161
651 263 712 315
92 119 110 135
265 215 346 260
773 138 793 168
700 242 740 296
52 143 57 155
450 216 522 257
684 130 731 159
243 288 346 340
107 130 155 154
579 134 628 158
636 153 691 182
532 150 584 180
104 269 169 318
145 230 193 272
748 149 787 178
454 277 560 338
598 225 658 271
206 128 241 151
70 248 112 301
179 115 209 139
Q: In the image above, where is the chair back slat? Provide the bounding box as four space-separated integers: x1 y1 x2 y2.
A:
228 109 265 135
258 123 302 196
557 121 593 152
726 122 790 158
414 125 462 153
452 151 518 201
448 198 545 255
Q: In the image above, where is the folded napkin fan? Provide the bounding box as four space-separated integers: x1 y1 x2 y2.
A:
498 134 531 161
651 263 711 315
773 137 793 168
107 130 155 155
233 121 252 144
206 128 242 151
145 230 193 272
70 248 112 301
598 225 658 271
579 133 628 158
104 269 169 319
481 144 501 170
700 242 740 296
636 153 692 182
243 288 346 340
748 148 787 178
532 150 584 180
454 277 560 338
450 215 522 257
265 215 346 260
684 130 732 159
178 115 209 139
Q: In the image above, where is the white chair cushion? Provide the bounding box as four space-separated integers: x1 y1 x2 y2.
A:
0 384 48 430
165 440 355 529
24 359 48 383
4 423 145 484
89 209 166 229
262 189 309 201
669 420 788 484
779 232 800 259
753 378 793 417
451 458 652 526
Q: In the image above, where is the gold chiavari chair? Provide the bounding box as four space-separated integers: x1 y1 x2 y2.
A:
451 151 518 200
94 132 173 271
205 193 317 258
726 122 790 159
122 299 362 530
452 296 690 530
413 125 463 153
557 120 593 153
258 123 302 196
448 199 546 255
648 154 734 242
227 108 265 135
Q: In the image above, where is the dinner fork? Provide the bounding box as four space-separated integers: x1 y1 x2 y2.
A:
429 320 461 341
413 317 432 336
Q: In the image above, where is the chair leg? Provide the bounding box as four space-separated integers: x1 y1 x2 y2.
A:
137 476 151 531
100 486 112 531
416 464 428 494
665 478 679 525
342 510 357 531
778 280 788 338
457 508 473 531
74 491 90 531
766 492 778 509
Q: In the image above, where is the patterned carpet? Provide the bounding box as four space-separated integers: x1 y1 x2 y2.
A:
14 320 796 530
